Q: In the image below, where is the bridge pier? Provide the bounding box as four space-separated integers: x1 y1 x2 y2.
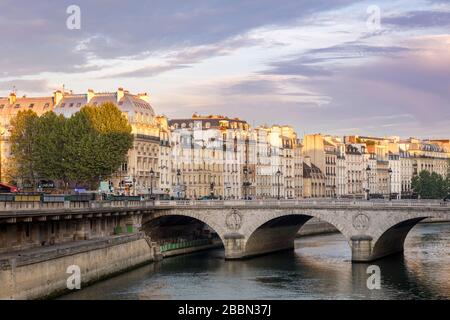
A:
350 236 374 262
223 233 246 259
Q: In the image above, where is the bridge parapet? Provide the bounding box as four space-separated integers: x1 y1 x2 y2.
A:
0 199 448 219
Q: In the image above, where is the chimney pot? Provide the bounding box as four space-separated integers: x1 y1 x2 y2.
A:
117 87 125 102
8 92 16 105
87 89 95 103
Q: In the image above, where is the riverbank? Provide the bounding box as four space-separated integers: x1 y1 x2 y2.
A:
297 218 338 237
0 233 157 300
162 239 223 258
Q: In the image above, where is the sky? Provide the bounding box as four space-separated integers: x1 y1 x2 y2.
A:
0 0 449 138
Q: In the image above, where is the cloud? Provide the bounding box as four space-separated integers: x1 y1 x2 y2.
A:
0 0 358 77
178 36 450 137
104 36 260 78
0 79 51 93
262 43 411 77
383 10 450 28
222 77 331 105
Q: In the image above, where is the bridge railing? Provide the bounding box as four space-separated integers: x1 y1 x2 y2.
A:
0 198 448 213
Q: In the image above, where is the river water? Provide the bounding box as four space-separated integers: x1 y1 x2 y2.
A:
61 222 450 300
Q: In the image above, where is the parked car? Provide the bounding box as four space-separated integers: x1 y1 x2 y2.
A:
0 182 18 193
198 195 220 200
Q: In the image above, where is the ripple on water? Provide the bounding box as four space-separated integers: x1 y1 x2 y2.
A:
59 222 450 300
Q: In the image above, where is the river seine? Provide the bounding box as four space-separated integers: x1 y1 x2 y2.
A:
61 222 450 300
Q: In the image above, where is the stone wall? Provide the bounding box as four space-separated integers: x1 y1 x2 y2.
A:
0 233 156 300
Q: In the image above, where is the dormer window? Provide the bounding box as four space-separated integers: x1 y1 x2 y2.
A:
14 104 20 108
44 103 50 108
29 103 34 108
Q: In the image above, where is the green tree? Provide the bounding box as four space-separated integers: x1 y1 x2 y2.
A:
33 112 67 185
8 110 40 187
9 103 133 190
411 170 447 199
63 103 133 188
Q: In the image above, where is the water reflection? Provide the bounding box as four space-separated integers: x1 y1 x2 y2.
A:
60 223 450 300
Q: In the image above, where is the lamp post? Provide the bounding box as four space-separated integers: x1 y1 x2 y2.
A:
131 167 136 196
388 167 393 201
210 182 215 198
150 168 154 198
176 169 181 199
366 165 371 201
243 166 248 200
0 128 5 182
276 169 282 200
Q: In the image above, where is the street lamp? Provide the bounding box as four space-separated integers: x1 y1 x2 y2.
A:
0 128 5 182
366 165 371 201
243 166 248 200
210 182 215 198
150 168 154 198
388 167 393 201
276 169 282 200
176 169 182 199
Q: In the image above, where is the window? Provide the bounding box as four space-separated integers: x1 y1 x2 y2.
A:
0 104 4 109
69 103 74 107
44 103 50 108
61 103 65 108
14 104 20 108
29 103 34 108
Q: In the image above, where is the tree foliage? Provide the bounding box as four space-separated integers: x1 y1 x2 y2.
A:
8 103 133 189
411 170 449 199
8 110 39 186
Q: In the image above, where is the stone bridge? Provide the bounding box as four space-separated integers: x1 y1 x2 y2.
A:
143 199 450 262
1 199 449 262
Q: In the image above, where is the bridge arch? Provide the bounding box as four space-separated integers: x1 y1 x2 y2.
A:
141 211 227 250
241 210 352 259
365 209 450 261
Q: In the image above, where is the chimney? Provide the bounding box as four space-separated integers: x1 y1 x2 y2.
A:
87 89 95 103
117 87 125 102
8 92 16 105
53 90 64 105
138 92 150 103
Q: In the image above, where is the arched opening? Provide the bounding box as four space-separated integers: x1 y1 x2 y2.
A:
244 214 348 259
142 215 224 255
371 217 427 260
244 215 313 258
